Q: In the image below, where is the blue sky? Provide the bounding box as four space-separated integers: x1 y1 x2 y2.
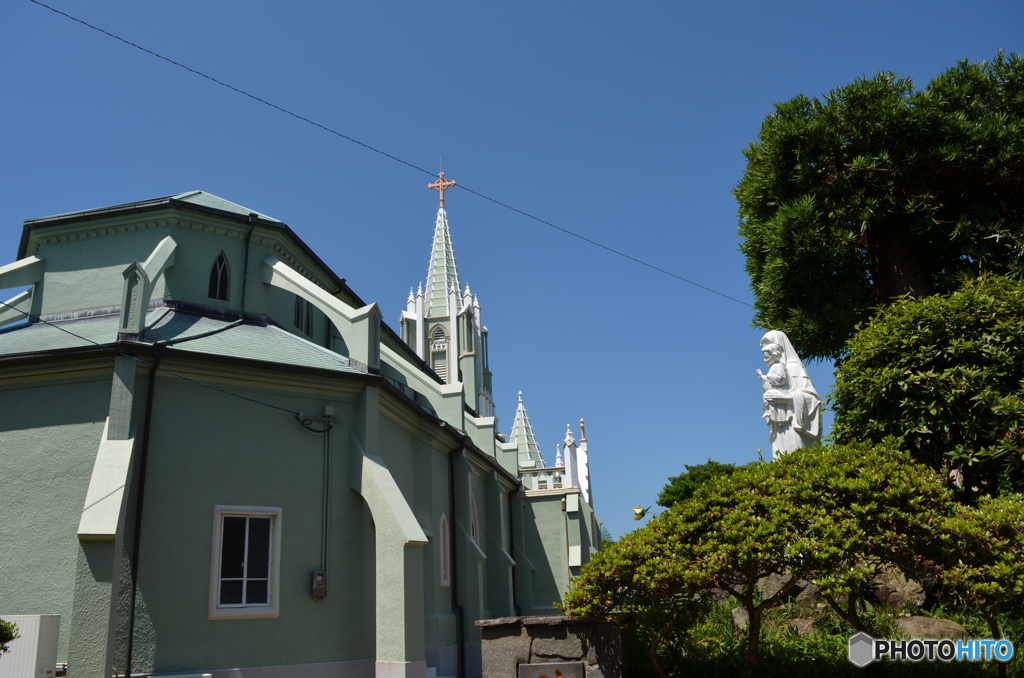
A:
2 0 1021 538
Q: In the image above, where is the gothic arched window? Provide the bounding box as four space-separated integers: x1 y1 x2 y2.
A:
208 252 230 301
430 325 448 381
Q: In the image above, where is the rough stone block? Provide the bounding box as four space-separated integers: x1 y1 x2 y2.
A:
532 625 584 661
870 565 926 608
783 618 816 636
896 616 969 640
584 624 621 666
519 662 585 678
731 607 748 632
480 624 530 677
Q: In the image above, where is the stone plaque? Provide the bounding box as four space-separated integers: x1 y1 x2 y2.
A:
518 662 585 678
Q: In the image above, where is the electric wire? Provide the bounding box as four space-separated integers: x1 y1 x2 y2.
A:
25 0 753 310
0 297 331 432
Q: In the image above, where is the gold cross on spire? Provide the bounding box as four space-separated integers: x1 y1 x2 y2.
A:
428 171 457 209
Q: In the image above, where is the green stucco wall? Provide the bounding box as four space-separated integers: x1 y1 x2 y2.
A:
0 375 110 664
124 374 374 673
521 496 569 614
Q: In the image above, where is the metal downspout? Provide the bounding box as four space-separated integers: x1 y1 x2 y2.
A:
447 437 467 678
241 214 257 314
124 346 161 677
321 421 332 576
124 318 245 675
507 485 522 617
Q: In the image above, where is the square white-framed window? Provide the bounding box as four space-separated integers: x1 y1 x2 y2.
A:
209 505 282 620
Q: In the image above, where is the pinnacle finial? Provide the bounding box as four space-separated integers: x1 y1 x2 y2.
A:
580 418 587 442
428 171 457 209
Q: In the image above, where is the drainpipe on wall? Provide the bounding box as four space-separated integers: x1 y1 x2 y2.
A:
445 431 467 678
319 407 334 581
123 320 245 676
124 346 161 678
506 484 522 617
241 213 257 314
564 496 572 576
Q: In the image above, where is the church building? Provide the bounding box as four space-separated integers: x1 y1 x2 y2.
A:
0 178 599 678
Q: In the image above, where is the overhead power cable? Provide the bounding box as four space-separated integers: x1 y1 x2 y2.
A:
26 0 753 309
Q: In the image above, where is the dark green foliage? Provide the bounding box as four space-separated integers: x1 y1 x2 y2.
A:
564 446 1024 675
736 52 1024 361
599 523 616 547
564 444 954 674
657 459 749 509
941 494 1024 647
0 618 18 656
675 600 1023 677
830 276 1024 496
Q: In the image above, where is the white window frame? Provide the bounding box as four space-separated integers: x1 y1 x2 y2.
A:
209 505 282 620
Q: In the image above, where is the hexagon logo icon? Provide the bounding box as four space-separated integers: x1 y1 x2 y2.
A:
848 632 875 667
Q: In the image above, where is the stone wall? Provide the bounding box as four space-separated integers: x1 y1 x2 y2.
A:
475 615 631 678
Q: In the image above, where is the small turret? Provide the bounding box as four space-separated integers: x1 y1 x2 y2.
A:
508 392 544 470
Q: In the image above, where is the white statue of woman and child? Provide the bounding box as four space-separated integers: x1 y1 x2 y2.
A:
756 330 822 459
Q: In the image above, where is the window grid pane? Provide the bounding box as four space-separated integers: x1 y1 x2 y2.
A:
220 517 246 579
219 515 273 608
247 518 271 579
220 580 243 605
246 579 270 605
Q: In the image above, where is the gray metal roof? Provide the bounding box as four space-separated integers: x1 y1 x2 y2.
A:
145 310 365 373
0 309 365 375
24 191 281 226
0 312 122 354
170 191 282 223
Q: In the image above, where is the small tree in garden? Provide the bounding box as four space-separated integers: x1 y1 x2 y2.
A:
767 443 952 632
564 444 955 674
940 494 1024 678
562 513 715 677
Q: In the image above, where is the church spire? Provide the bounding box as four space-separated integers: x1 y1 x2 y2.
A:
400 171 493 414
423 172 461 320
508 391 544 468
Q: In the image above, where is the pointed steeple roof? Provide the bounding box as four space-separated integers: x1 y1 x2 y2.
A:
423 207 461 319
509 391 544 468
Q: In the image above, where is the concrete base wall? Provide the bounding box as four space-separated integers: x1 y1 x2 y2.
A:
475 616 630 678
140 659 375 677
